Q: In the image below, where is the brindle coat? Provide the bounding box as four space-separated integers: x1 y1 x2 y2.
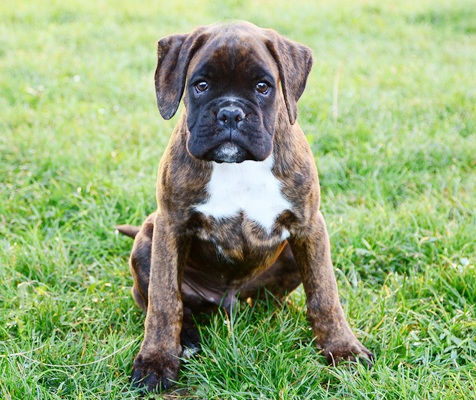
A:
116 21 374 393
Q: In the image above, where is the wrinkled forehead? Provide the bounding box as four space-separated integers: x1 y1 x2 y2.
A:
187 28 279 83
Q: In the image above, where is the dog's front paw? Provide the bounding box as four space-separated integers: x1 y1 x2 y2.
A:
322 339 374 368
130 352 181 393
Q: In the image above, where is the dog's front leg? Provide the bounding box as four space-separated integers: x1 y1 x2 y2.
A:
289 211 374 366
131 212 190 393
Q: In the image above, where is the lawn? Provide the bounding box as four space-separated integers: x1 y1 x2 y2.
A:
1 0 475 398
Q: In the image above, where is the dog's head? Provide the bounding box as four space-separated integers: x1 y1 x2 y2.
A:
155 21 313 163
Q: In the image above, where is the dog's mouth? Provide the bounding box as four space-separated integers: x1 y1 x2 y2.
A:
203 142 250 163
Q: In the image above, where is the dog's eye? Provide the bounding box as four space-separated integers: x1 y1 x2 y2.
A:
255 82 269 94
195 81 209 92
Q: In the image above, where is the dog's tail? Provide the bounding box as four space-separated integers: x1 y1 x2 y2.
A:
115 225 141 239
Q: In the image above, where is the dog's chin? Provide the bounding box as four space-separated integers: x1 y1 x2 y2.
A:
202 143 250 164
188 140 272 163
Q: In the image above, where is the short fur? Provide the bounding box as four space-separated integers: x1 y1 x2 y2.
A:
117 21 373 394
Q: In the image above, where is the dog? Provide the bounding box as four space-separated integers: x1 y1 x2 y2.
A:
116 21 374 393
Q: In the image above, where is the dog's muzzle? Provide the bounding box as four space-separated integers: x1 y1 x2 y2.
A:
187 99 273 163
205 106 248 163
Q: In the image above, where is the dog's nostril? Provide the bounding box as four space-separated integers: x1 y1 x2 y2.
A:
217 107 245 125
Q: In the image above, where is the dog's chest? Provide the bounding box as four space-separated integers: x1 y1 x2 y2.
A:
195 156 291 235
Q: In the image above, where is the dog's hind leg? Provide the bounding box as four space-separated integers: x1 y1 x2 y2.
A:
128 215 155 313
131 285 148 313
180 307 201 358
239 243 302 301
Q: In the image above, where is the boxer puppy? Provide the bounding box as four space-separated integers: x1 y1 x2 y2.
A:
116 21 374 393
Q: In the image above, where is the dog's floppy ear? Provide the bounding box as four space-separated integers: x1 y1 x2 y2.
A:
155 29 207 120
265 33 313 125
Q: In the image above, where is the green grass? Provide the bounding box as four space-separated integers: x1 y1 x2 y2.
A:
1 0 475 398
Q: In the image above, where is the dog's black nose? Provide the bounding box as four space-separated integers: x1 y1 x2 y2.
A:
217 107 245 128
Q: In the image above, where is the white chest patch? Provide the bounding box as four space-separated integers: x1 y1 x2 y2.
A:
195 156 292 233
